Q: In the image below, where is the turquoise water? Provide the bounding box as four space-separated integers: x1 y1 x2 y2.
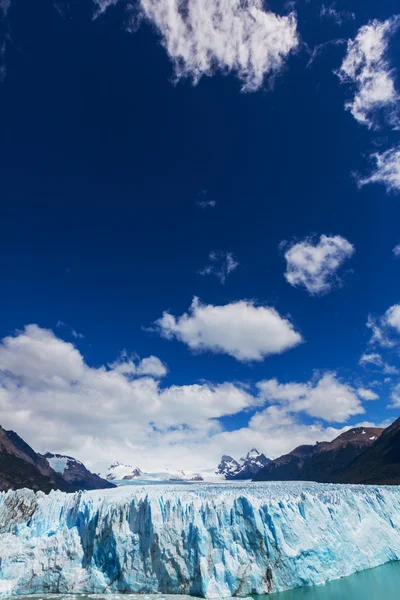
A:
268 560 400 598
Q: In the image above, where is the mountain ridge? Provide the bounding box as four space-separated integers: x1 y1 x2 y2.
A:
253 427 383 483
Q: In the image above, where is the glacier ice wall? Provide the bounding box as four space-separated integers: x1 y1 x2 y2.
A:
1 482 400 597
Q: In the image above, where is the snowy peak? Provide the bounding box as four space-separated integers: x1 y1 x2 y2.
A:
216 455 240 477
105 463 205 482
217 449 271 480
105 463 144 481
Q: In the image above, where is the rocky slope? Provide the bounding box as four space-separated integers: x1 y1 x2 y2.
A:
338 418 400 484
43 452 114 490
253 427 383 483
217 448 270 480
0 427 73 493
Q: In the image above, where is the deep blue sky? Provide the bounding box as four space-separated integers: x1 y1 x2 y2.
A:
0 0 399 468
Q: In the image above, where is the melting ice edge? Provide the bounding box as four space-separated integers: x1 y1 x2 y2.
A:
1 482 400 597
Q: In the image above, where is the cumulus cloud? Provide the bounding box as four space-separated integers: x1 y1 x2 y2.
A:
357 387 379 401
358 146 400 194
0 324 261 469
320 4 355 26
257 372 365 422
138 0 299 91
198 251 239 284
367 304 400 347
337 17 400 129
154 297 302 362
0 324 382 469
283 234 355 295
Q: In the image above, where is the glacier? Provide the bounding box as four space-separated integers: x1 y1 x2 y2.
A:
1 482 400 597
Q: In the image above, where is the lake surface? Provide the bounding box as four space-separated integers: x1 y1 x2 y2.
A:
268 560 400 599
7 560 400 600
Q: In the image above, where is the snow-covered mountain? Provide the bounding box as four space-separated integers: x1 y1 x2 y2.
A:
43 452 114 490
216 448 270 480
104 462 145 481
105 448 269 484
104 463 205 482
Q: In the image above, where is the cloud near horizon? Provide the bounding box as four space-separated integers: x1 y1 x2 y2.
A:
257 372 365 422
0 324 376 471
154 297 303 362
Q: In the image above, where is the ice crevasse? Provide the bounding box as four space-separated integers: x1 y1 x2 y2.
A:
1 482 400 597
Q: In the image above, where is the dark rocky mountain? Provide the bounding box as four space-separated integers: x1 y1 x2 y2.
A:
216 455 241 478
0 425 115 493
43 452 114 490
217 448 270 480
253 427 383 483
0 426 74 493
338 418 400 485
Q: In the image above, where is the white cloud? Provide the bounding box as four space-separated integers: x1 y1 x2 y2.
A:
358 146 400 193
360 352 399 375
320 4 355 26
154 297 303 362
109 352 168 378
92 0 119 17
357 387 379 401
196 199 216 209
0 325 385 470
0 324 260 470
257 372 365 422
283 234 355 295
198 251 239 284
389 383 400 407
393 243 400 257
138 0 299 91
337 17 400 128
360 352 384 367
367 303 400 347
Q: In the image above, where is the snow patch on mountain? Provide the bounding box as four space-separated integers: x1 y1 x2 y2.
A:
44 453 83 475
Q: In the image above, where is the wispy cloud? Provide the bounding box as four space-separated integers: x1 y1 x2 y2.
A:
196 190 216 209
196 199 216 209
56 320 84 340
283 234 355 295
359 351 399 375
198 251 239 284
358 146 400 193
367 304 400 348
320 4 355 26
337 17 400 129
